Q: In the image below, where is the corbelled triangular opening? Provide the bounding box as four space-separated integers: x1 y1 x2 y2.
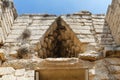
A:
36 17 83 58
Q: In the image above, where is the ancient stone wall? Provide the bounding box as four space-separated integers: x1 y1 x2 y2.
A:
0 67 34 80
0 0 17 44
106 0 120 45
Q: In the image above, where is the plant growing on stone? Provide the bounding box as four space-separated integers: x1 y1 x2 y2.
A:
17 45 29 58
17 29 31 44
21 29 31 40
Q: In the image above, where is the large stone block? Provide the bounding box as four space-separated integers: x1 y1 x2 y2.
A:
15 69 25 76
79 50 102 61
2 75 16 80
0 67 15 75
25 70 35 77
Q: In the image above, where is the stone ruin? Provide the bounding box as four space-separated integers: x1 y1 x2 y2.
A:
0 0 120 80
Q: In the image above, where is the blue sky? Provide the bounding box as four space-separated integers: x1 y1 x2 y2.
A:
14 0 112 15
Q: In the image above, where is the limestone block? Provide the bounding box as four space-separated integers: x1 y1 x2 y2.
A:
27 77 34 80
15 69 25 76
92 15 105 19
25 70 35 77
13 23 28 26
80 19 92 23
95 28 110 33
2 75 16 80
92 19 104 22
70 26 91 30
16 76 27 80
82 16 92 19
5 38 17 43
79 38 96 43
0 49 6 61
84 22 92 26
31 30 46 35
30 35 42 40
7 34 19 39
73 29 92 34
79 50 102 61
11 30 24 35
11 26 26 30
94 25 108 29
0 67 15 75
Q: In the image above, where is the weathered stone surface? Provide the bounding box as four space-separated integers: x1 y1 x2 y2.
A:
0 67 15 75
25 70 35 77
2 75 16 80
16 76 27 80
79 50 102 61
2 59 43 69
15 69 25 76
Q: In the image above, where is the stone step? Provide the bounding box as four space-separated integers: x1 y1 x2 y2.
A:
5 38 17 43
31 30 46 35
70 26 91 30
95 29 111 34
28 26 49 30
73 29 93 35
11 30 24 35
79 38 96 43
7 34 19 39
96 34 113 38
13 23 28 26
11 26 27 29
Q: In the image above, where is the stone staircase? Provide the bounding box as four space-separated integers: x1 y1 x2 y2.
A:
61 11 115 47
5 14 57 45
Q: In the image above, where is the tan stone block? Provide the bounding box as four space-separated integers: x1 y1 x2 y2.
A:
15 69 25 76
